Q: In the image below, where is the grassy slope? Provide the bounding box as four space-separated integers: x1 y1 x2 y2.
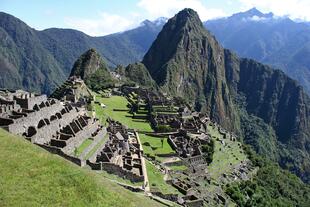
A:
0 129 163 207
207 124 247 179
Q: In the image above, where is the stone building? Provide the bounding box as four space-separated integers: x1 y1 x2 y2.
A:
89 119 145 183
0 89 105 163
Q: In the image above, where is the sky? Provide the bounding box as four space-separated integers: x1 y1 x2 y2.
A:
1 0 310 36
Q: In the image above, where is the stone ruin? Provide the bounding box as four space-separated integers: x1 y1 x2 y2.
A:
51 76 92 106
0 89 105 165
88 119 145 183
168 132 211 169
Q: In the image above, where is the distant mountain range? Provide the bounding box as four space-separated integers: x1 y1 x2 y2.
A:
204 7 310 94
1 9 310 95
0 12 166 94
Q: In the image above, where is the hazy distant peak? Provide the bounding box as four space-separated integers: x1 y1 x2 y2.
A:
140 17 167 27
232 7 274 20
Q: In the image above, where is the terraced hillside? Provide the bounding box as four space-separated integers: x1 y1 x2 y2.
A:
0 129 163 207
91 93 255 206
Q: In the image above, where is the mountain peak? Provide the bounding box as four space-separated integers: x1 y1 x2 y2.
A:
247 7 262 15
142 8 211 84
142 9 235 128
232 7 273 19
173 8 202 26
69 48 107 79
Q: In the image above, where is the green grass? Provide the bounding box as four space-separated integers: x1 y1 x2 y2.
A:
75 138 93 156
207 124 247 179
99 170 143 187
145 161 180 195
92 95 152 131
139 134 175 159
168 164 188 171
93 95 174 160
0 129 163 207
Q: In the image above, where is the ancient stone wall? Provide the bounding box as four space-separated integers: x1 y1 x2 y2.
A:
101 162 144 183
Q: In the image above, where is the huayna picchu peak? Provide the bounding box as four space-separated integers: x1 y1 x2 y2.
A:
143 8 310 184
0 4 310 207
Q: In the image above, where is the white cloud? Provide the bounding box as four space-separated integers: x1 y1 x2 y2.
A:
241 15 268 22
238 0 310 21
65 12 139 36
138 0 226 21
64 0 226 36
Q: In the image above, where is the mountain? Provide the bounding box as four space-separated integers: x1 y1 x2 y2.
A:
0 12 66 94
142 8 310 183
143 8 239 130
69 48 114 91
0 12 165 94
204 8 310 94
118 63 157 88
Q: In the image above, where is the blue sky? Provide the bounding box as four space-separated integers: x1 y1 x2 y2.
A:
1 0 310 36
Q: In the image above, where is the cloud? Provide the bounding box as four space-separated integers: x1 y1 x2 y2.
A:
64 12 139 36
138 0 226 21
238 0 310 21
241 15 269 22
64 0 226 36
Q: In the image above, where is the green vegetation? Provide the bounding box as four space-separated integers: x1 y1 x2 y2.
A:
92 95 152 131
207 124 247 179
122 63 157 88
75 138 93 156
145 161 179 194
201 139 215 163
0 129 163 207
156 125 174 133
140 134 175 160
85 69 115 91
99 170 143 187
226 146 310 207
168 164 188 171
70 48 115 91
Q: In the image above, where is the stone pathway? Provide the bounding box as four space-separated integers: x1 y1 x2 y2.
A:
136 132 150 193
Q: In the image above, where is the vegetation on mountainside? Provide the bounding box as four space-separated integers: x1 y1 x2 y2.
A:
70 48 115 91
0 129 163 207
0 12 165 94
120 63 157 89
205 8 310 94
85 69 115 91
201 139 215 163
226 146 310 207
